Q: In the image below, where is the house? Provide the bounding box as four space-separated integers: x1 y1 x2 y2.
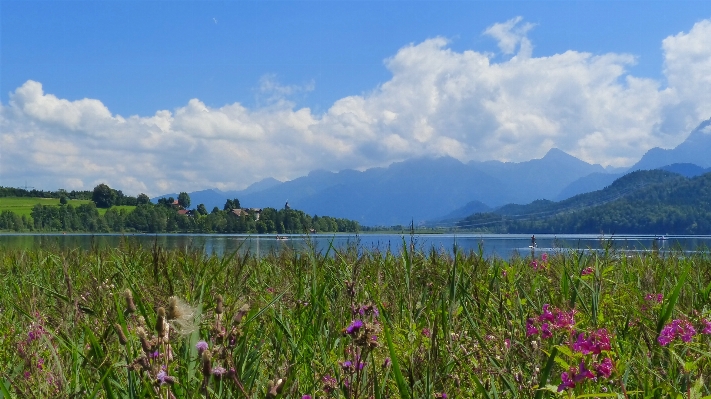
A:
231 208 263 220
250 208 262 220
231 208 249 217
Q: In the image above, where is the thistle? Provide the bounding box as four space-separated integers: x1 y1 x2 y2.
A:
166 296 197 335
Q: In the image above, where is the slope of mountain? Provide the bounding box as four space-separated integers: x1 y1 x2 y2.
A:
630 118 711 170
555 172 624 201
457 170 711 234
237 177 282 195
427 200 492 226
470 148 607 205
659 163 711 178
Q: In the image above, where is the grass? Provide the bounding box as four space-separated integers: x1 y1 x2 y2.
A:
0 197 135 217
1 238 711 398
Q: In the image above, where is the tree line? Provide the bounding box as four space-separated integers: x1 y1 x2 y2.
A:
0 184 359 234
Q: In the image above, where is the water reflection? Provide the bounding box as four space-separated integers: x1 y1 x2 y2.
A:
1 233 710 259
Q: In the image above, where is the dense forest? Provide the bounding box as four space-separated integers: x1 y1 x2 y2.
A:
456 170 711 234
0 185 359 234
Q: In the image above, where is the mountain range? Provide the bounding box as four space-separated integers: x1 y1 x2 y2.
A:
157 118 711 227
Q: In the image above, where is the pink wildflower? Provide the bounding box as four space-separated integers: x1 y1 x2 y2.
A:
595 357 613 379
702 319 711 335
526 318 539 336
539 304 555 323
658 319 696 345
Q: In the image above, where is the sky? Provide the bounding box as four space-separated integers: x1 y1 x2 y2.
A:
2 1 711 196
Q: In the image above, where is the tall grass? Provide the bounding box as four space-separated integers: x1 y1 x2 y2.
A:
2 237 711 398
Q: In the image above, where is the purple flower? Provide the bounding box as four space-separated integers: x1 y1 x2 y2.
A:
156 369 169 385
573 361 595 383
211 366 227 377
645 293 664 303
581 267 594 276
541 323 553 339
302 396 312 399
345 319 364 335
658 319 696 345
539 304 554 323
526 318 539 336
575 329 611 354
322 375 337 393
341 360 353 370
196 340 209 353
422 328 432 338
572 332 592 354
595 357 613 378
557 371 575 392
553 309 576 330
658 325 675 346
702 319 711 335
383 357 391 368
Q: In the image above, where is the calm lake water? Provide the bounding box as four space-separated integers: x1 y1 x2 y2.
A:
2 233 711 259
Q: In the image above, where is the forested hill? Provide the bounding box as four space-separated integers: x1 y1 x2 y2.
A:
456 170 711 234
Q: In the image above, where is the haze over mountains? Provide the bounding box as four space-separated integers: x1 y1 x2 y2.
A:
158 118 711 227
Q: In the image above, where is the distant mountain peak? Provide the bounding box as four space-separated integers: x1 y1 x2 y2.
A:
630 116 711 170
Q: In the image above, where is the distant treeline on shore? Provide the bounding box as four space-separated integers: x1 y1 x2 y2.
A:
0 185 359 234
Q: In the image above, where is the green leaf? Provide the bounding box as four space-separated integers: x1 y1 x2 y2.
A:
381 304 410 399
657 263 690 335
534 347 558 399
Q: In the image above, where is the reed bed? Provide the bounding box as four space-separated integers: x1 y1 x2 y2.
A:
1 237 711 398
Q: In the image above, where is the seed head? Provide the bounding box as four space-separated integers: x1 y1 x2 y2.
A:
201 351 212 379
266 378 285 398
166 297 197 335
216 294 224 315
234 303 250 323
136 327 151 354
114 323 128 346
156 307 169 340
124 289 137 314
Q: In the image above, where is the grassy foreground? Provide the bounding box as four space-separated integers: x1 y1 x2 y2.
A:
1 239 711 398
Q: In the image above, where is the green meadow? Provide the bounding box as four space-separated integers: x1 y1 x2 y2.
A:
2 240 711 398
0 197 134 218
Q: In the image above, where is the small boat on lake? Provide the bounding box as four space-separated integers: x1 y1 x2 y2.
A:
276 235 289 241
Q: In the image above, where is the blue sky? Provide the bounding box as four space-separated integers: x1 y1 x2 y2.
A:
2 1 711 195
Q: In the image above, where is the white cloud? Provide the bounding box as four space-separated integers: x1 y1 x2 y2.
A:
2 17 711 196
483 16 536 57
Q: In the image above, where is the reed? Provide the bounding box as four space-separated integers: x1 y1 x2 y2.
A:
1 238 711 398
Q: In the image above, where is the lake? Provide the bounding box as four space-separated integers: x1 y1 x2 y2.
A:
2 233 711 259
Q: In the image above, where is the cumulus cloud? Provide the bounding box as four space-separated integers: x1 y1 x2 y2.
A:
2 17 711 196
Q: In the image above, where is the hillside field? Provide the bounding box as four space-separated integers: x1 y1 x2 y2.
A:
0 197 134 218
